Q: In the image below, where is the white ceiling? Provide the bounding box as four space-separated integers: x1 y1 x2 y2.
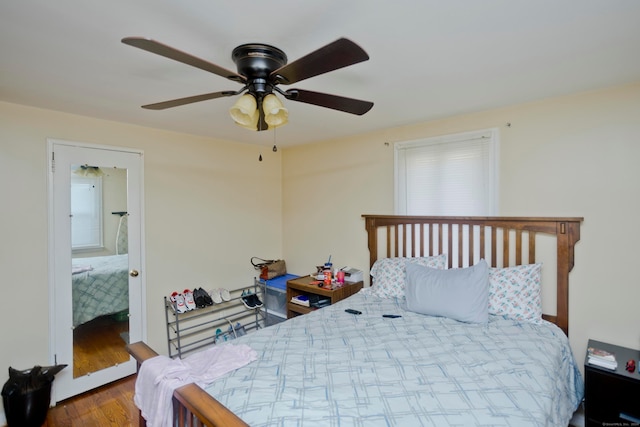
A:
2 1 639 147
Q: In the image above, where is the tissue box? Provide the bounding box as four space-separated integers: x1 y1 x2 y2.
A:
344 269 363 283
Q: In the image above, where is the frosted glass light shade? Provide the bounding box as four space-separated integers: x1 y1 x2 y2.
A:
262 94 288 128
229 94 259 130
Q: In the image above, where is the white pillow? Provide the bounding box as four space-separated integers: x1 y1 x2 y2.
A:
370 254 447 299
488 263 542 322
405 260 489 324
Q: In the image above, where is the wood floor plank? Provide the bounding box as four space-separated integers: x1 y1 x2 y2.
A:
46 375 137 426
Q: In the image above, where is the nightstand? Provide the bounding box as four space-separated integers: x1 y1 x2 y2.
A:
584 339 640 427
286 275 363 318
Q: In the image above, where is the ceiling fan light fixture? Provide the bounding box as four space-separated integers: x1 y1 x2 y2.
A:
123 37 373 131
263 94 289 128
229 93 259 129
73 165 104 177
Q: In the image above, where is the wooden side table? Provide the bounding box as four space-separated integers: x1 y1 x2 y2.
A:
286 275 363 318
584 339 640 427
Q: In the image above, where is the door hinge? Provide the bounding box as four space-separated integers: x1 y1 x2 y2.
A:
51 151 55 173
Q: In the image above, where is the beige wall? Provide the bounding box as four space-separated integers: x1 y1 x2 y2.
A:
282 82 640 367
1 81 638 416
0 102 283 406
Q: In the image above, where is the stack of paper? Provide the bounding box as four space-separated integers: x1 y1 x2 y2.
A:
587 346 617 370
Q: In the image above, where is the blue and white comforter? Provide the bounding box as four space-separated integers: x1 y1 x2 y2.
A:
205 290 583 426
72 254 129 326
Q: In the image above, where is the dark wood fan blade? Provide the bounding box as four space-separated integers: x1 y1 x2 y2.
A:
271 38 369 85
141 91 236 110
283 89 373 115
122 37 246 84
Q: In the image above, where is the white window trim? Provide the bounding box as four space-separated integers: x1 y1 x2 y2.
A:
394 128 500 215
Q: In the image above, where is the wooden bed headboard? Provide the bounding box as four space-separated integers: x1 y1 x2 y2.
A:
362 215 582 336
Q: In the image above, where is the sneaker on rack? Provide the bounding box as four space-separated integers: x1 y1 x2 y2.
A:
209 288 223 304
219 288 231 302
235 322 246 337
170 292 187 313
227 324 236 340
169 292 178 310
249 293 263 308
182 289 196 310
193 288 206 308
241 290 256 309
199 288 214 306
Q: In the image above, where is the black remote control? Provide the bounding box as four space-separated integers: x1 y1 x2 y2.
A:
345 309 362 315
382 314 402 318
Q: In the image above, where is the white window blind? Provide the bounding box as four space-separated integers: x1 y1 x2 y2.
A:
71 175 103 250
395 129 499 215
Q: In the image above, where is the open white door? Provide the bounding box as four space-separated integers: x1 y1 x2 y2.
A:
48 140 146 402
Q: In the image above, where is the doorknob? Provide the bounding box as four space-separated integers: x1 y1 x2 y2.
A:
130 269 140 277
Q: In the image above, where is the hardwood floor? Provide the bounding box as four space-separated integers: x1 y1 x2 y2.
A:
45 375 138 427
41 314 138 425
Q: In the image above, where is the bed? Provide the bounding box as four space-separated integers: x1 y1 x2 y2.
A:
72 254 129 327
127 215 584 427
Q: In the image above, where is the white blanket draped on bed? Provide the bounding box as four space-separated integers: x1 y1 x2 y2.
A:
204 290 583 427
135 343 257 427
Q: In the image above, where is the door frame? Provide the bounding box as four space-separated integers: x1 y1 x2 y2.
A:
47 139 147 402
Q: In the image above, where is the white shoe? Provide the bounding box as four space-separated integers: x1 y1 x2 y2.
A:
219 288 231 302
209 289 223 304
182 289 196 310
170 292 187 313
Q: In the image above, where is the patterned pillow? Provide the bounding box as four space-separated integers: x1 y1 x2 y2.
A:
488 263 542 322
370 254 447 299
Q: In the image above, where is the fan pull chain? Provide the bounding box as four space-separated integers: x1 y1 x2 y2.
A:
258 127 277 161
272 127 278 152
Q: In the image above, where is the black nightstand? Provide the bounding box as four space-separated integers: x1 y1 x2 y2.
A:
584 339 640 427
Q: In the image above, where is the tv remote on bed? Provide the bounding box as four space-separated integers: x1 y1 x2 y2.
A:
382 314 402 318
345 309 362 315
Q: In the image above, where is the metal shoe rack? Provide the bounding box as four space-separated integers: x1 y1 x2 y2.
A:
164 278 266 358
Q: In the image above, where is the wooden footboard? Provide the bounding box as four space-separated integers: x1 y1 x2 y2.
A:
126 342 249 427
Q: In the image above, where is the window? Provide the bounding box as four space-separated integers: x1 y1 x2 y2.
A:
395 129 499 215
71 174 103 250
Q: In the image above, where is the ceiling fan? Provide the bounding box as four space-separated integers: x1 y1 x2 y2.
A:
121 37 374 131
